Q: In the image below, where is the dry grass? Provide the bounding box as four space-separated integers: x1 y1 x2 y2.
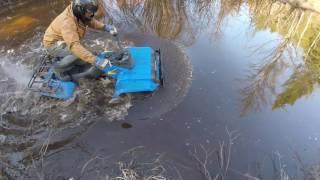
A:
113 161 166 180
190 128 240 180
77 146 169 180
188 127 320 180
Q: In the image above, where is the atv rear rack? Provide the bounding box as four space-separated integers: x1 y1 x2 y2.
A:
27 55 54 93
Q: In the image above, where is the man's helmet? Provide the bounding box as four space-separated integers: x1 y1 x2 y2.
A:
72 0 98 22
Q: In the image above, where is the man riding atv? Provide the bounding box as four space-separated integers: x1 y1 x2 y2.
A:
43 0 116 80
29 0 163 100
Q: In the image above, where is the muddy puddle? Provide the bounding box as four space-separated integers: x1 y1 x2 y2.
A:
2 0 320 180
0 17 191 179
0 37 133 178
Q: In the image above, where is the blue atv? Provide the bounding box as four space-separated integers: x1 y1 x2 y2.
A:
27 47 164 100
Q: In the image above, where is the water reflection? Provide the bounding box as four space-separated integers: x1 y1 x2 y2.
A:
240 0 320 115
0 16 38 39
110 0 194 45
0 0 68 48
2 0 320 178
1 1 319 115
106 0 227 46
0 0 245 47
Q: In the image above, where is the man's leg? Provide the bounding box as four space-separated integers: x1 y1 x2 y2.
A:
46 42 81 80
46 42 103 80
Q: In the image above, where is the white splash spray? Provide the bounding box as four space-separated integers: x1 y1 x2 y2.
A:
0 57 33 89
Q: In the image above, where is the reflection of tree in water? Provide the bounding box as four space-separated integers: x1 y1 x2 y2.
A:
105 0 243 46
240 0 320 115
189 0 245 40
142 0 186 38
214 0 243 36
240 57 289 115
108 0 194 45
273 9 320 109
272 67 317 109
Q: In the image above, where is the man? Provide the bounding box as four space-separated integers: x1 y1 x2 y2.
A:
43 0 116 80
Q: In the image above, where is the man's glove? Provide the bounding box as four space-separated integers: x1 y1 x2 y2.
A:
95 52 111 70
104 25 118 36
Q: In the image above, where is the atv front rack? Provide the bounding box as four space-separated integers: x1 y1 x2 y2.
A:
154 49 164 87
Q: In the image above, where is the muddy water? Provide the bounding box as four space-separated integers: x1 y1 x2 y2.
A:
1 0 320 179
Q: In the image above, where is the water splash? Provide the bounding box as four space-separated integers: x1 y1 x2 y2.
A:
0 58 32 89
0 35 133 179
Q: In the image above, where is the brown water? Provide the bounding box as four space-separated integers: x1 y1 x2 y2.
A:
1 0 320 179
